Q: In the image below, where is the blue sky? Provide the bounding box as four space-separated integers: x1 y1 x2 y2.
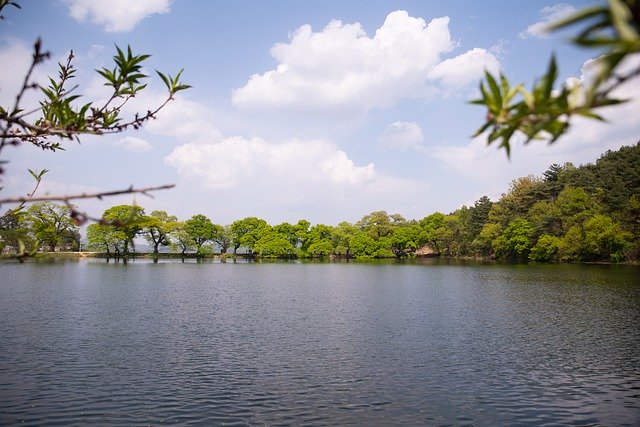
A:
1 0 638 225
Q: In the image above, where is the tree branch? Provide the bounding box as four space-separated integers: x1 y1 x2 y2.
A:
0 183 175 205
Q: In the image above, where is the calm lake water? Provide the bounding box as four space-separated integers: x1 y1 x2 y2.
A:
0 258 639 425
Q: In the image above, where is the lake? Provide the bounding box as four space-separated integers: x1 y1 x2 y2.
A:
0 258 638 425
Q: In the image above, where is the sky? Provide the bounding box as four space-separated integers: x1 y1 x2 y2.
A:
1 0 639 226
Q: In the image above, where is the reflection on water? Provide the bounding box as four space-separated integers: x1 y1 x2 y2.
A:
1 259 639 425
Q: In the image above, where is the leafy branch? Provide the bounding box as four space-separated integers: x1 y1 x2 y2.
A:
472 0 640 156
0 43 191 157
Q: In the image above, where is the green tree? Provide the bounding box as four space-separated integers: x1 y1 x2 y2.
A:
143 210 178 254
307 240 334 257
473 222 502 257
357 211 405 238
24 202 79 251
467 196 493 240
490 176 545 226
554 186 600 230
273 222 300 249
212 224 232 254
350 231 379 258
583 214 631 261
529 234 562 262
169 222 195 255
332 221 358 257
102 205 146 253
388 224 420 258
0 209 34 254
185 214 215 253
494 218 534 261
305 223 334 256
86 223 119 253
559 225 586 262
230 217 269 254
254 230 296 258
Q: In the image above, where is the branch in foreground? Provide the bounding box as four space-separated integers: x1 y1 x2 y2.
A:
0 183 175 205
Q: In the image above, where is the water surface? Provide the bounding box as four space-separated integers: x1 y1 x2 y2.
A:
1 259 639 425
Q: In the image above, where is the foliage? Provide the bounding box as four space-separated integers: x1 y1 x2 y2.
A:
493 218 534 261
143 210 178 254
529 234 562 262
169 222 195 255
254 230 296 258
230 217 269 254
0 42 190 167
472 0 640 154
86 223 120 253
212 224 232 254
0 209 33 254
101 205 146 253
23 202 79 251
583 213 631 261
184 214 216 253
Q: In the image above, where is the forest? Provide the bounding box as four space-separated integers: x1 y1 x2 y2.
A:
1 142 639 263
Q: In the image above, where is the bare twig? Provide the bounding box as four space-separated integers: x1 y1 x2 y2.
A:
12 38 49 115
0 183 175 205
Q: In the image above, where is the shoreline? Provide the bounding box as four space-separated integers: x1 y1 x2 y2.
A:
4 251 637 265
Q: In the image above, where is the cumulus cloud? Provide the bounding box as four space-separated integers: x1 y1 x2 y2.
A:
164 137 375 189
65 0 171 32
0 39 52 109
115 136 153 152
429 48 500 88
520 3 576 39
378 121 425 151
164 136 429 223
143 96 224 145
232 10 501 116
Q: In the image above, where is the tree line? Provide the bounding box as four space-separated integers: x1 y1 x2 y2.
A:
2 143 639 262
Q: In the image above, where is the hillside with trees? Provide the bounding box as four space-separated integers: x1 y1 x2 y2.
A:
2 142 639 263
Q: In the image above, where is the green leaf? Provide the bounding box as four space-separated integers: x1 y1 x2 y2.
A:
472 121 493 137
485 72 502 110
576 110 605 121
545 5 605 32
542 55 558 100
172 84 192 92
28 168 49 180
156 71 170 91
609 0 638 41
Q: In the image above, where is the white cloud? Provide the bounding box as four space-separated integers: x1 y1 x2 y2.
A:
520 3 576 39
232 10 501 116
429 48 500 88
164 136 429 223
489 39 511 59
144 96 224 145
115 136 153 152
65 0 171 32
0 38 52 110
378 121 425 151
164 137 375 189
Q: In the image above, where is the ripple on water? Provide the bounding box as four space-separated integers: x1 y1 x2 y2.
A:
0 260 639 425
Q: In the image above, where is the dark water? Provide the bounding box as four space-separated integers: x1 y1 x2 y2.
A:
0 259 639 425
